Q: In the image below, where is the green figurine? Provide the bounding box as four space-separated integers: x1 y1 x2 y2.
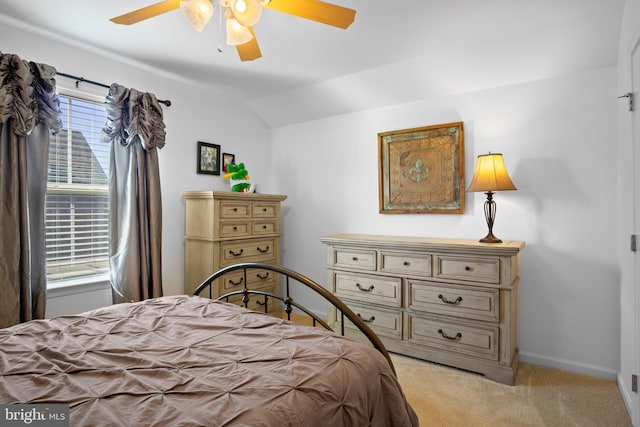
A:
223 162 254 192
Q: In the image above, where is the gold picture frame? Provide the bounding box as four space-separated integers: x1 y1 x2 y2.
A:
378 122 464 214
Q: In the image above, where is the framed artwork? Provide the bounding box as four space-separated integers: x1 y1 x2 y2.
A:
197 141 221 175
378 122 464 214
222 153 235 173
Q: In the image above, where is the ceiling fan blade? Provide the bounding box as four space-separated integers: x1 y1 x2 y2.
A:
236 28 262 61
110 0 182 25
264 0 356 29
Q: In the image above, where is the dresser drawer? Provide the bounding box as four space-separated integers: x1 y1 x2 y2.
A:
380 251 432 277
219 267 279 314
434 255 500 284
332 248 377 271
219 268 277 293
221 239 276 265
252 202 279 218
337 301 402 340
407 313 499 361
334 272 402 307
252 220 278 235
407 280 499 322
220 201 251 218
221 293 279 314
219 221 251 238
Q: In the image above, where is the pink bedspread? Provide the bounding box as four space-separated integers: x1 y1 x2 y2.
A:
0 295 418 426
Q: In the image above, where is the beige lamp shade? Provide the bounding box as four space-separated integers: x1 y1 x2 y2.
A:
467 153 517 192
226 17 254 45
231 0 263 27
180 0 214 32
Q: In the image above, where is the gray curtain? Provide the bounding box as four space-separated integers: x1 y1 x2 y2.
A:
0 53 62 329
102 83 165 303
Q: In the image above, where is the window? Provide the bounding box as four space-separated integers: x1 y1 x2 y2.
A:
45 94 109 283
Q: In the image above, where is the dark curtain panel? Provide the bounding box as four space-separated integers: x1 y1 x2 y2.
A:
102 83 165 303
0 52 62 329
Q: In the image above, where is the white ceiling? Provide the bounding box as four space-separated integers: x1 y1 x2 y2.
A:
0 0 626 127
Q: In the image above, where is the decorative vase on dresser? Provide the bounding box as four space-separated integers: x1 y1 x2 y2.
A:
183 191 287 313
320 233 525 385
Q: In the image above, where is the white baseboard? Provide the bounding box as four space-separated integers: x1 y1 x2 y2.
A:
617 373 638 427
519 351 618 381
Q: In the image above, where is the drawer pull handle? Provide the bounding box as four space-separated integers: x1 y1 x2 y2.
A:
233 226 238 231
257 272 270 280
228 277 244 286
262 225 267 229
352 256 359 261
263 208 267 212
438 329 462 341
233 208 238 212
438 294 463 305
357 313 375 323
465 266 472 271
356 283 375 292
229 249 244 256
257 245 270 253
403 261 410 266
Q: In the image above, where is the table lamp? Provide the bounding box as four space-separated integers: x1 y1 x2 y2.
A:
467 153 517 243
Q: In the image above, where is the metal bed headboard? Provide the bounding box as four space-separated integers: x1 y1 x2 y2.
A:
192 262 395 374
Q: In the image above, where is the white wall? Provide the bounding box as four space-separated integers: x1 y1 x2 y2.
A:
0 22 272 300
617 0 640 423
269 66 620 380
46 280 112 318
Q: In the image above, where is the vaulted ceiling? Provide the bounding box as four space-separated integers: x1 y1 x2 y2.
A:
0 0 626 127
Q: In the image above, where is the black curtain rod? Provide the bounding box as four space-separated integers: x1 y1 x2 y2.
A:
57 72 172 107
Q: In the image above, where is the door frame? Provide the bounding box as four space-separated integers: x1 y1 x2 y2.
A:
629 31 640 427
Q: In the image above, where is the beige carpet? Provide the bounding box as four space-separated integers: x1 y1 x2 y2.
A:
392 354 632 427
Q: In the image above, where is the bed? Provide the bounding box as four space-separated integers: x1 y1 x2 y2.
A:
0 263 419 426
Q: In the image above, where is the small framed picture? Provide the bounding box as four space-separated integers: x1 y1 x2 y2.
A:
197 141 221 175
222 153 235 173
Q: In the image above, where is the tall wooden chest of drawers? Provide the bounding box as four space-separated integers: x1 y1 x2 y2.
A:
183 191 287 313
320 233 525 385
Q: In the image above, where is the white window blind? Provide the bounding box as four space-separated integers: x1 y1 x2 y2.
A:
46 94 110 283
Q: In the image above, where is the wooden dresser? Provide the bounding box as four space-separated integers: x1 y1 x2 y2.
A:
183 191 287 313
320 233 525 385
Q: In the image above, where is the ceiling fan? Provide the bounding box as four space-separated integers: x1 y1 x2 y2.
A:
110 0 356 62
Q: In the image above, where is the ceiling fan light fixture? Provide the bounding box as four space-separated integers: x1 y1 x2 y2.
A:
109 0 356 61
230 0 262 27
180 0 214 32
226 18 253 45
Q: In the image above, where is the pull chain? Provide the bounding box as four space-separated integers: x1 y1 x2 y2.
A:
217 1 224 52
